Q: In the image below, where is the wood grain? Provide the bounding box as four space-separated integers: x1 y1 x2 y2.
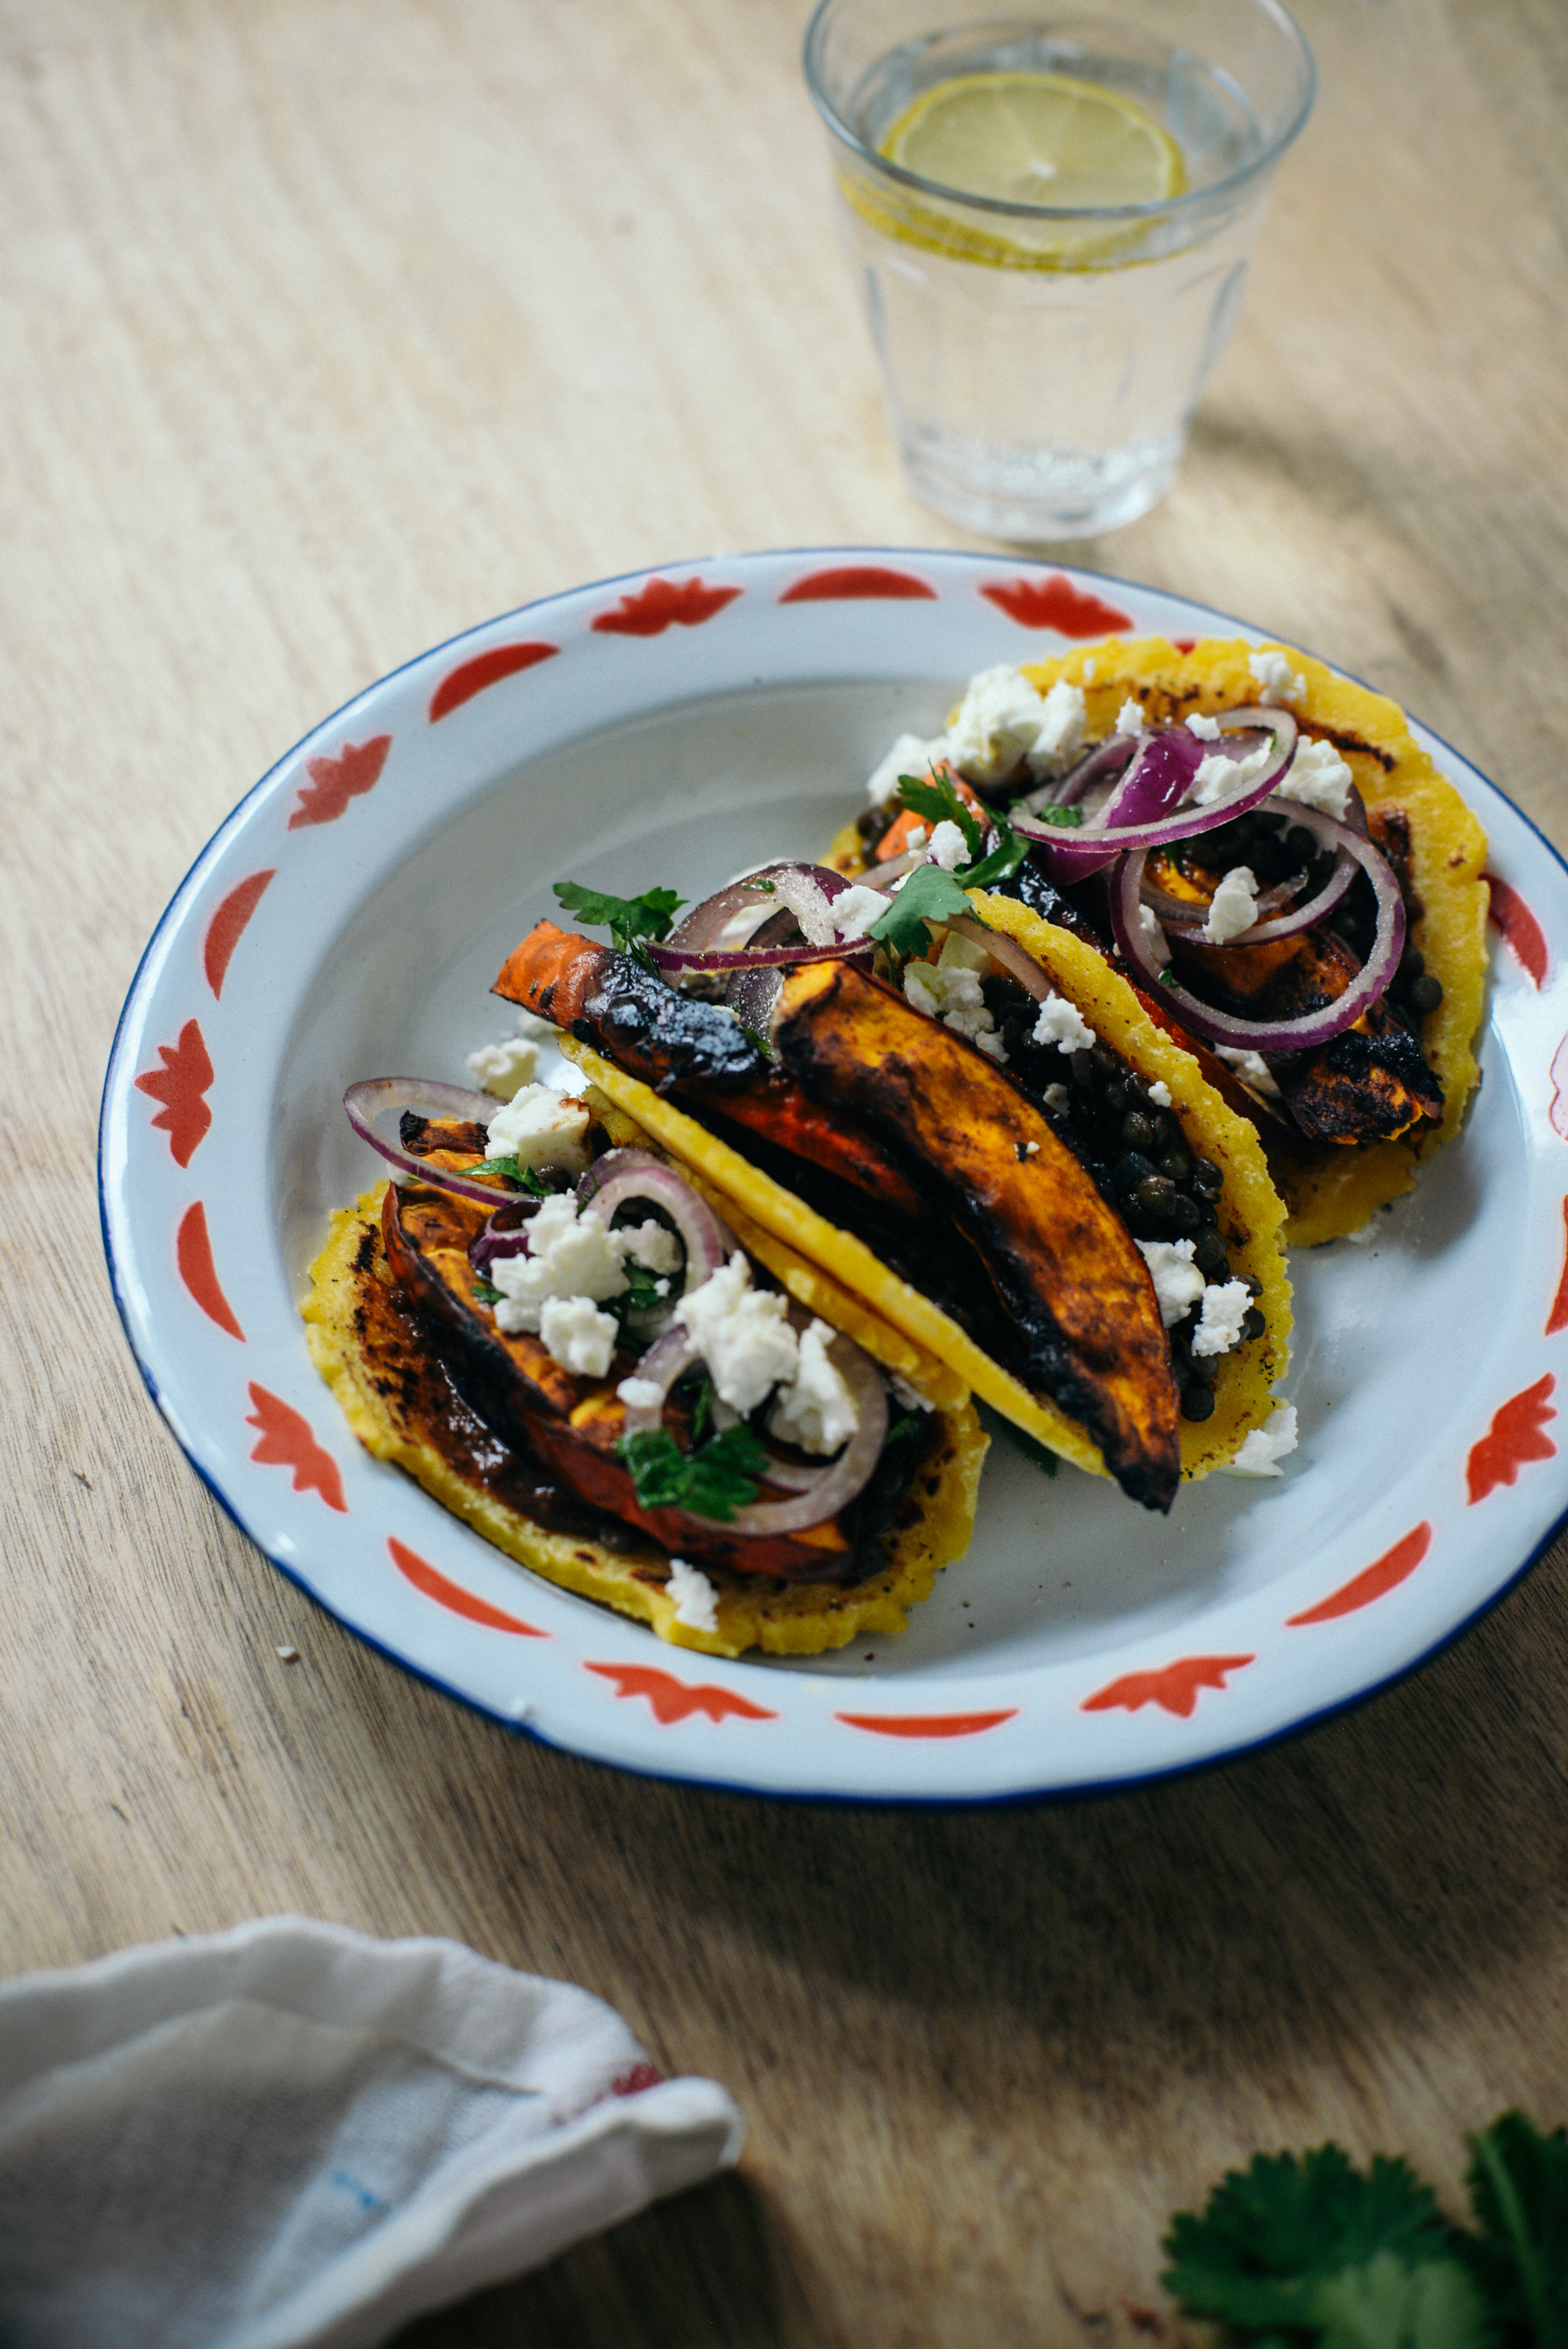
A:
2 0 1566 2339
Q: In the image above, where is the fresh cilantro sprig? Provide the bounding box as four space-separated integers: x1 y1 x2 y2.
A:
553 880 684 959
617 1423 768 1523
866 780 1030 962
610 1261 669 1330
472 1154 553 1196
1032 801 1085 829
1163 2112 1568 2349
897 768 984 861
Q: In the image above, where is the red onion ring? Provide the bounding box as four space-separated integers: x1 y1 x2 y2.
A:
731 1334 889 1537
617 1326 702 1438
1025 733 1137 811
1143 840 1358 947
345 1077 523 1209
1017 709 1299 879
650 862 871 973
1109 808 1406 1052
578 1148 736 1293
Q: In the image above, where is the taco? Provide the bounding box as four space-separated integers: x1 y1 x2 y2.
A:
834 636 1490 1246
304 1081 986 1660
493 857 1294 1512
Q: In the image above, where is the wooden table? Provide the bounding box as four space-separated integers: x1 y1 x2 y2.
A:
6 0 1567 2338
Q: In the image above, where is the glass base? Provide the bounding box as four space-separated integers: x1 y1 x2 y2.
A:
899 426 1183 542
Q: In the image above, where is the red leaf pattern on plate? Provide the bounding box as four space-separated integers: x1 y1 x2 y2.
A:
1285 1522 1431 1626
1548 1200 1568 1336
1486 873 1547 987
203 870 275 998
1552 1037 1568 1143
175 1202 244 1340
585 1661 776 1723
387 1537 546 1634
592 577 742 636
980 575 1133 634
835 1709 1019 1738
779 566 936 604
1081 1654 1255 1718
1466 1374 1557 1504
134 1019 213 1167
288 736 392 830
428 644 558 720
246 1384 348 1512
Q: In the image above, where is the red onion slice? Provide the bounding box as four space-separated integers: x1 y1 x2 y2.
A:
578 1149 736 1292
1018 709 1299 879
1142 841 1358 947
731 1335 889 1537
345 1077 520 1209
650 862 872 974
1025 732 1138 812
1109 812 1406 1052
616 1326 702 1438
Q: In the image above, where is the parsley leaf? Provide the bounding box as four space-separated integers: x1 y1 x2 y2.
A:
553 881 685 957
617 1424 768 1523
897 769 984 861
866 863 976 961
472 1154 553 1196
1463 2111 1568 2344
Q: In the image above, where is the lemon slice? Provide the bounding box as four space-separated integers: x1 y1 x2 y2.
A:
881 71 1185 212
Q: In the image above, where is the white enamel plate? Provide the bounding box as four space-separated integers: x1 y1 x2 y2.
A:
100 550 1568 1802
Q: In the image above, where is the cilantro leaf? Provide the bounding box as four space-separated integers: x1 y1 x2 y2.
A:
553 881 685 957
1312 2253 1490 2349
961 823 1032 891
472 1154 553 1196
1033 802 1085 828
471 1277 501 1304
897 770 983 860
866 863 975 961
610 1260 669 1330
688 1370 715 1447
1163 2147 1454 2338
1463 2111 1568 2344
617 1424 768 1523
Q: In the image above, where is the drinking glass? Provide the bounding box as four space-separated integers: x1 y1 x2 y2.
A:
803 0 1315 540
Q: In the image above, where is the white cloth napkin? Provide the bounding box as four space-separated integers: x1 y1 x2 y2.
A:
0 1916 743 2349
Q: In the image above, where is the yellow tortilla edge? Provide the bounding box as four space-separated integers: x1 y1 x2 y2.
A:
1009 635 1490 1244
302 1185 986 1660
969 891 1293 1476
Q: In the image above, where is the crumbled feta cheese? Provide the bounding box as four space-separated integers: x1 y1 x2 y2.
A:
1025 679 1088 772
1185 712 1220 741
1215 1045 1281 1098
1042 1083 1070 1112
490 1194 634 1337
1147 1080 1172 1108
833 884 888 942
890 1373 935 1412
1249 647 1307 707
926 819 968 870
676 1253 798 1415
1137 1238 1206 1328
905 825 928 852
1278 735 1353 820
903 932 1005 1057
1031 990 1096 1055
1136 902 1169 964
1192 1278 1252 1358
947 666 1047 784
867 731 946 810
486 1084 592 1176
537 1293 619 1378
467 1036 539 1100
1023 1140 1041 1154
768 1319 859 1456
666 1556 720 1632
1205 865 1260 944
619 1219 682 1275
616 1375 664 1411
1222 1403 1298 1477
1114 698 1146 738
772 868 837 947
1192 738 1278 808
